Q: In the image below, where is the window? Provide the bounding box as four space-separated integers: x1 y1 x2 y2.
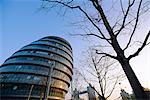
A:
51 42 56 45
48 53 54 57
27 76 31 79
1 74 47 85
13 86 18 90
48 60 52 64
52 47 56 51
36 51 48 55
33 76 40 81
51 79 68 90
49 88 64 98
18 65 22 69
52 70 70 81
27 50 35 53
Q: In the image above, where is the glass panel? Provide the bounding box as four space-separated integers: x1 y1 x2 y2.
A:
41 38 72 51
0 74 47 85
52 70 70 82
20 44 73 61
55 62 72 76
1 84 30 96
9 55 72 68
49 88 65 98
0 65 49 75
51 79 68 90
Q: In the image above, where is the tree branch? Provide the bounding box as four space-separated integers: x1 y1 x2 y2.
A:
89 83 104 99
91 56 105 97
124 0 143 50
44 0 111 44
106 76 119 99
91 0 114 37
96 50 117 60
75 68 103 97
70 33 110 40
128 31 150 60
120 0 125 16
115 0 135 36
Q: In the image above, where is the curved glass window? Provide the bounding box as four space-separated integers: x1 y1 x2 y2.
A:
51 79 68 90
55 62 72 76
0 74 47 85
20 45 73 62
6 56 72 69
49 88 66 98
13 49 72 64
31 40 72 55
22 44 72 58
6 56 48 63
1 84 45 97
0 65 49 75
1 84 30 96
4 58 72 74
44 52 72 67
41 38 72 52
52 70 70 82
31 85 45 96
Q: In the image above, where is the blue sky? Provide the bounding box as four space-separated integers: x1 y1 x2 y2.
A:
1 0 150 99
0 0 88 64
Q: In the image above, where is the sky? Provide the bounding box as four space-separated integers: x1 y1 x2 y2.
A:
0 0 88 63
0 0 150 99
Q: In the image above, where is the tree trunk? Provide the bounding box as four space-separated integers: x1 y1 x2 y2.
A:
98 95 106 100
119 58 148 99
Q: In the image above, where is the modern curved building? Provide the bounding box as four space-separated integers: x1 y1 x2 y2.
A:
0 36 73 100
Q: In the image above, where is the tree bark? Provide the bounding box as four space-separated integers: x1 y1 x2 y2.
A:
98 95 106 100
118 58 148 99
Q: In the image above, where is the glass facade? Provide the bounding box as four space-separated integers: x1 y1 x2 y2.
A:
0 36 73 100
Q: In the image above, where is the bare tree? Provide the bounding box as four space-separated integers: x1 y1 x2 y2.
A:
41 0 150 99
64 68 85 100
78 49 124 100
71 68 84 93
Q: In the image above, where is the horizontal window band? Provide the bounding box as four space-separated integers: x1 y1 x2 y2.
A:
13 50 73 64
22 43 72 58
32 40 72 54
4 55 73 70
0 65 72 79
8 52 73 67
0 68 72 82
1 60 73 74
41 36 72 50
